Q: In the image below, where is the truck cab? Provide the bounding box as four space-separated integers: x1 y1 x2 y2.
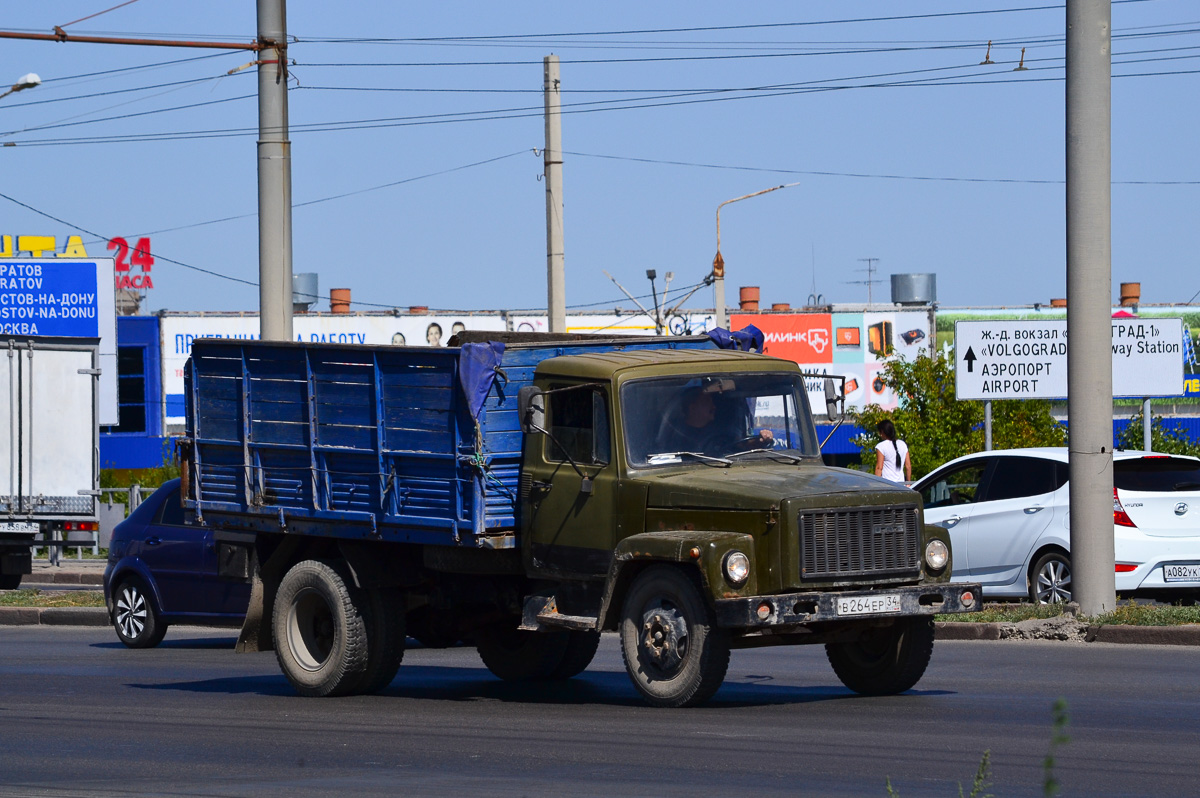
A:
513 347 975 705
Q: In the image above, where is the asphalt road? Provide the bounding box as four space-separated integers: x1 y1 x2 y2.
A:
1 628 1197 797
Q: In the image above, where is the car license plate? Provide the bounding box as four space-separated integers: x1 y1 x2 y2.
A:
0 522 38 533
836 594 902 616
1163 564 1200 583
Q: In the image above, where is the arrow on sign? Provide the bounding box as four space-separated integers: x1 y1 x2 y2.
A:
964 347 976 372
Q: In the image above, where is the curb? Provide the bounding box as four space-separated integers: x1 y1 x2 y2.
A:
936 621 1200 646
934 622 1003 641
1085 624 1200 646
0 606 108 626
26 571 105 586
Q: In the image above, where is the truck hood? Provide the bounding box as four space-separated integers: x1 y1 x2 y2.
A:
642 462 914 511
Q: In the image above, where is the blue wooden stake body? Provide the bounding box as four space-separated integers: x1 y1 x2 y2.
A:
184 336 716 548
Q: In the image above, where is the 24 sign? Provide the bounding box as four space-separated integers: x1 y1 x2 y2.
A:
109 236 154 290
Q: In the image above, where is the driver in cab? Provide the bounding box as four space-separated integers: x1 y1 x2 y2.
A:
659 383 774 457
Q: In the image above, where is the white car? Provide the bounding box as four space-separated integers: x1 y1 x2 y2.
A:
912 447 1200 603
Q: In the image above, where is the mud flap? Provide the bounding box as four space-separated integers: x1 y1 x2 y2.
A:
235 570 273 653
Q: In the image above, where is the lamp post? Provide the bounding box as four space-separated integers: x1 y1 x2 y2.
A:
0 73 40 100
712 181 799 328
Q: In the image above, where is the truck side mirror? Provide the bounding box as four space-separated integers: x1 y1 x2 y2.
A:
518 386 545 434
823 377 843 421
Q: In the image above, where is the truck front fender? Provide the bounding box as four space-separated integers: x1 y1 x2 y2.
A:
596 530 757 631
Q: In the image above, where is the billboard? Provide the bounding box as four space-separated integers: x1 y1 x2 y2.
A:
0 258 118 425
508 312 717 337
160 313 508 426
731 310 933 411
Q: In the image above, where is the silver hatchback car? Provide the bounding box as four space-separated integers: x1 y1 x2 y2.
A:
913 448 1200 603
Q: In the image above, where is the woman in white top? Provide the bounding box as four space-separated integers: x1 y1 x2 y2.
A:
874 419 912 483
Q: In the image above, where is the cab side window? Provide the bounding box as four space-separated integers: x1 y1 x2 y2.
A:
546 387 610 466
921 463 987 509
983 457 1058 502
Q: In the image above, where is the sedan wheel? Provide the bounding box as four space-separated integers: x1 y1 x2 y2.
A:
1031 552 1072 604
113 577 167 648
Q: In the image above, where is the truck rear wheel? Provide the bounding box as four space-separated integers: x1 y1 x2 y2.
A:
619 565 730 708
825 617 935 696
546 630 601 680
476 622 570 681
273 560 371 697
0 574 22 590
357 587 406 694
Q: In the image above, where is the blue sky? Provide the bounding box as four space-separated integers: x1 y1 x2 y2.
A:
2 1 1196 315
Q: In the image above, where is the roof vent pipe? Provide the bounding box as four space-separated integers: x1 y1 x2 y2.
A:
330 288 351 314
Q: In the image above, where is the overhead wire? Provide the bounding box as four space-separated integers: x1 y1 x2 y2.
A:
80 149 531 241
13 60 1199 148
295 0 1158 43
563 151 1200 185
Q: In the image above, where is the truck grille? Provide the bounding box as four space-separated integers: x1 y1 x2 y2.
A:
799 505 920 581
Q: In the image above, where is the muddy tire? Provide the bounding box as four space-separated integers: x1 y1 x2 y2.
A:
546 630 601 681
358 587 406 694
272 560 371 697
619 565 730 708
476 622 569 681
825 617 935 696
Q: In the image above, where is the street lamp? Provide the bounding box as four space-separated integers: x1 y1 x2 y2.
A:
712 181 799 328
0 73 41 100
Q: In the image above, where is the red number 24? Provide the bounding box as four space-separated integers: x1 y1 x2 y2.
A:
108 237 154 272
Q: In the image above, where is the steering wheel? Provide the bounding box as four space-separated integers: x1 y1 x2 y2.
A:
735 433 779 450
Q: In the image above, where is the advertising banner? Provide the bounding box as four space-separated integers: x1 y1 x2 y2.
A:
731 310 933 411
160 313 507 425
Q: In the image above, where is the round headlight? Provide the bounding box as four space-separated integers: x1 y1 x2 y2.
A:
723 550 750 587
925 539 949 571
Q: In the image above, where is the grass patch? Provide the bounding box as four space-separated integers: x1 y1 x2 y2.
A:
939 600 1200 626
937 603 1069 624
1090 602 1200 627
0 589 105 608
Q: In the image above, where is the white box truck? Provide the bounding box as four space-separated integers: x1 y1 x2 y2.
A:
0 337 100 588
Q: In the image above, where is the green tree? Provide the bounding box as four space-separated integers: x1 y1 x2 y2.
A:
851 352 1065 479
1116 411 1200 456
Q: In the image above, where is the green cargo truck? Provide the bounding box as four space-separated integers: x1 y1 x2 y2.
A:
183 332 979 707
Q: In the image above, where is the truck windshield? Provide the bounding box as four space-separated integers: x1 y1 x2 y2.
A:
622 372 819 467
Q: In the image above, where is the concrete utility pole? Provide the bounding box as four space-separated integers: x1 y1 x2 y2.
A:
257 0 294 342
1066 0 1115 615
543 55 566 334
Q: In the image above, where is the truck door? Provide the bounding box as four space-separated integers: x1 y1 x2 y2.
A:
523 383 617 579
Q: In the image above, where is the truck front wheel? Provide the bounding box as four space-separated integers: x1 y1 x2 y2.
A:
0 574 22 590
273 560 371 697
825 617 935 696
619 565 730 708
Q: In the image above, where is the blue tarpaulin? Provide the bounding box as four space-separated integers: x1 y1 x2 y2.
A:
459 341 506 420
708 325 764 353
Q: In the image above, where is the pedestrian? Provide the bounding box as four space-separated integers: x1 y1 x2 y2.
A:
874 419 911 483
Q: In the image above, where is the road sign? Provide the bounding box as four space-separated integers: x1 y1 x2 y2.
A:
0 259 117 424
954 318 1184 400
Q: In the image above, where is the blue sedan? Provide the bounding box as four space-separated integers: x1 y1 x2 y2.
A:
103 479 250 647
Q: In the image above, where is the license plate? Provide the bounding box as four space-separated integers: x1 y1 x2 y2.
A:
836 594 902 616
0 522 38 533
1163 564 1200 583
